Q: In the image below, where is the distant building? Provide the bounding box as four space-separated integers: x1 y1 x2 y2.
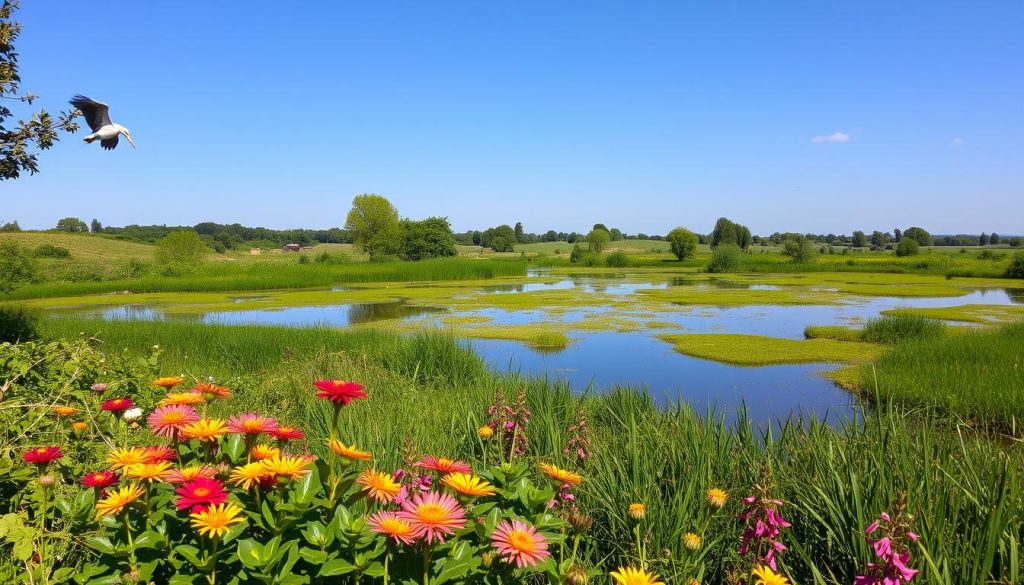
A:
282 243 301 252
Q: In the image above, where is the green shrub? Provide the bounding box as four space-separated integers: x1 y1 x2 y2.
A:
33 244 71 258
0 241 37 293
297 254 311 264
862 314 945 344
605 251 631 267
666 227 699 261
706 243 742 273
895 238 920 257
315 251 352 264
1005 253 1024 278
781 236 817 263
155 230 207 268
0 305 39 343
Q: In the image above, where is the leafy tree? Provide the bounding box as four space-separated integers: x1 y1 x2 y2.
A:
1010 237 1021 247
0 220 20 231
851 231 868 247
592 223 609 233
155 230 207 267
587 228 611 253
90 218 102 233
566 232 579 244
902 227 933 247
895 237 920 257
781 235 817 263
543 230 558 242
666 227 698 261
979 232 989 246
402 217 457 261
1006 253 1024 278
1 1 81 180
481 225 516 252
609 228 624 241
345 194 403 259
870 231 888 248
514 222 525 243
990 232 1000 245
0 240 36 292
711 217 752 249
706 243 741 273
893 228 902 241
55 217 88 233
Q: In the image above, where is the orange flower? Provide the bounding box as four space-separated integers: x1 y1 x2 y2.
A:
539 463 583 486
259 455 311 481
95 484 145 518
368 511 416 545
72 421 89 432
416 455 472 475
229 462 274 490
142 445 177 463
190 502 244 538
168 465 218 484
356 469 402 503
192 382 231 400
227 412 279 436
327 439 371 461
442 473 496 498
124 461 173 483
53 406 78 417
107 447 149 471
249 444 281 461
152 376 185 389
159 392 207 407
180 418 228 442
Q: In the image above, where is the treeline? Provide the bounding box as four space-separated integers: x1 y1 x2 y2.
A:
454 222 664 252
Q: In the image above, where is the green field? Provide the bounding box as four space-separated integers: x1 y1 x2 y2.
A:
0 231 159 259
513 239 674 255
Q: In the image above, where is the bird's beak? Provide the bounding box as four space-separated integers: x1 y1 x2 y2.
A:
125 133 136 149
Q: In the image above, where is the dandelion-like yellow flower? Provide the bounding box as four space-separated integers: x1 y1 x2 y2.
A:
609 566 664 585
538 463 583 486
442 472 497 498
229 462 273 490
124 461 173 483
189 502 245 538
95 484 145 518
628 503 646 521
327 439 372 461
259 455 311 481
72 421 89 432
180 418 228 442
152 376 185 389
478 425 494 439
751 565 790 585
159 392 207 407
249 444 281 461
682 532 701 551
356 469 402 503
706 487 728 509
53 406 78 417
107 447 149 471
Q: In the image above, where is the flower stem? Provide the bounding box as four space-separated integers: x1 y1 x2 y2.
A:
207 537 220 585
383 549 390 585
422 548 432 585
123 514 138 573
38 481 48 577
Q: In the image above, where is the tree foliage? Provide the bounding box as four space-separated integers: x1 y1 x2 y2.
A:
666 226 698 261
481 225 516 252
711 217 751 248
401 216 457 261
1006 253 1024 278
345 194 403 259
155 230 207 267
55 217 88 233
0 240 36 292
895 237 920 257
902 227 932 247
706 242 742 272
781 235 817 263
587 228 611 253
851 230 868 248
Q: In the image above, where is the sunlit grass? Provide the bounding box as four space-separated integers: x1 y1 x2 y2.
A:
657 332 883 365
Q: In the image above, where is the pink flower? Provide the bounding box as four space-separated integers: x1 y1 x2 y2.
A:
491 520 550 568
397 491 466 545
226 412 279 436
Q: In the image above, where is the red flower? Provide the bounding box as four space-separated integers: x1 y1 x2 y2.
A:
23 446 63 465
82 471 119 489
313 380 366 405
143 445 177 463
102 398 134 413
270 425 305 441
175 478 228 512
226 412 279 436
416 455 472 475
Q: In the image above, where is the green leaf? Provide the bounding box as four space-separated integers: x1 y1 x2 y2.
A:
318 558 356 576
294 465 322 504
85 535 117 555
298 547 328 565
133 530 166 550
174 544 204 566
225 434 246 462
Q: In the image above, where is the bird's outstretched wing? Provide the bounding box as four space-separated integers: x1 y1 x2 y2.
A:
69 95 112 132
100 135 119 150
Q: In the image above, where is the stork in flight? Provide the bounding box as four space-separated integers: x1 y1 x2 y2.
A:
69 95 135 150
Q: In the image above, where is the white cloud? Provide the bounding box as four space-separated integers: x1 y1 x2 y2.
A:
952 137 966 146
811 131 851 143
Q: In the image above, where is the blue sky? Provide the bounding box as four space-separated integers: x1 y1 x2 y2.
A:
5 1 1023 235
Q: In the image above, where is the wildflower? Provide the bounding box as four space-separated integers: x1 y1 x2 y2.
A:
566 565 590 585
227 412 279 436
192 382 231 400
751 565 790 585
123 407 143 423
855 499 920 585
142 445 177 463
90 383 109 392
538 463 583 486
398 491 467 544
491 519 551 568
609 566 664 585
95 484 145 518
313 379 366 405
101 398 134 413
152 376 184 389
628 503 647 521
180 418 228 442
125 462 173 483
159 392 206 407
229 462 274 490
738 476 791 571
563 405 592 464
357 469 402 503
487 387 531 458
478 425 494 439
442 472 497 498
566 510 593 534
72 421 89 432
168 465 218 484
107 447 149 470
707 487 728 509
416 455 472 475
23 446 63 465
259 455 312 481
53 405 78 417
190 502 244 538
328 439 372 461
250 444 281 461
176 478 228 512
270 425 304 441
82 471 119 489
367 511 416 545
148 405 200 439
682 532 702 551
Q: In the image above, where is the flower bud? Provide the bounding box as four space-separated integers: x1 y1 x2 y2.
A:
478 425 494 439
481 552 495 568
566 565 589 585
38 474 55 488
706 487 728 509
566 510 593 534
682 532 702 551
628 502 646 521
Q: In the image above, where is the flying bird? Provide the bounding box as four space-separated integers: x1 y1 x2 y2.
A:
68 95 135 150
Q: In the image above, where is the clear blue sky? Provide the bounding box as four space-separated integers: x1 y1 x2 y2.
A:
5 1 1023 235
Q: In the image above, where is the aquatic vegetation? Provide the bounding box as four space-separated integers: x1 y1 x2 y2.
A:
658 333 882 365
883 303 1024 324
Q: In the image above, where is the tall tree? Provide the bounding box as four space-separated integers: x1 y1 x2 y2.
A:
514 222 525 243
587 228 611 253
990 232 1000 245
979 232 989 246
90 218 102 233
851 231 868 247
345 194 403 259
402 217 457 260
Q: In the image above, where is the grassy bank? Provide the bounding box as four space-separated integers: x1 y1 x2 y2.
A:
658 332 882 365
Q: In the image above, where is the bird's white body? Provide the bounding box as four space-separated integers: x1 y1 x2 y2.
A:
85 124 126 142
68 96 135 150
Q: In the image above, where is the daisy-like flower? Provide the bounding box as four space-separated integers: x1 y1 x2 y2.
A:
72 421 89 432
190 502 245 539
398 491 467 544
751 565 790 585
142 445 177 463
682 532 702 551
270 425 304 441
250 444 281 461
124 461 173 483
416 455 472 475
23 446 63 465
259 455 312 481
123 407 144 423
53 405 78 417
147 405 200 439
175 478 228 512
628 503 647 521
159 392 207 407
107 447 149 470
328 439 371 461
609 566 665 585
90 383 109 392
491 519 551 568
82 471 119 489
227 412 279 436
707 487 728 509
357 469 402 503
313 379 367 405
168 465 218 484
229 462 274 490
101 398 134 413
478 425 494 439
538 463 583 486
152 376 185 389
95 484 145 518
368 511 416 545
180 418 228 442
192 382 231 400
442 472 496 498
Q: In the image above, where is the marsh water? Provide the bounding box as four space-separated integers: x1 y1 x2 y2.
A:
61 270 1023 425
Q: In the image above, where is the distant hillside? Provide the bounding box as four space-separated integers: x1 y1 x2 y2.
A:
0 232 156 260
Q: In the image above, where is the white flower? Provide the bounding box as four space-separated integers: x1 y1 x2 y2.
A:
123 407 143 422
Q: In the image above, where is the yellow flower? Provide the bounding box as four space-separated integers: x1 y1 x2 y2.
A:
180 418 228 442
477 425 494 439
628 503 646 521
441 472 497 498
327 439 372 461
190 503 245 538
124 461 173 483
751 565 790 585
249 444 281 461
107 447 149 471
72 421 89 432
152 376 185 389
609 566 664 585
538 463 583 486
159 392 207 407
706 487 728 509
682 532 701 551
259 455 312 481
95 484 145 518
229 462 273 490
53 406 78 417
356 469 402 503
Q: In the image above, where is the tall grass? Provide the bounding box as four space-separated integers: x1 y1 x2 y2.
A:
861 313 946 343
